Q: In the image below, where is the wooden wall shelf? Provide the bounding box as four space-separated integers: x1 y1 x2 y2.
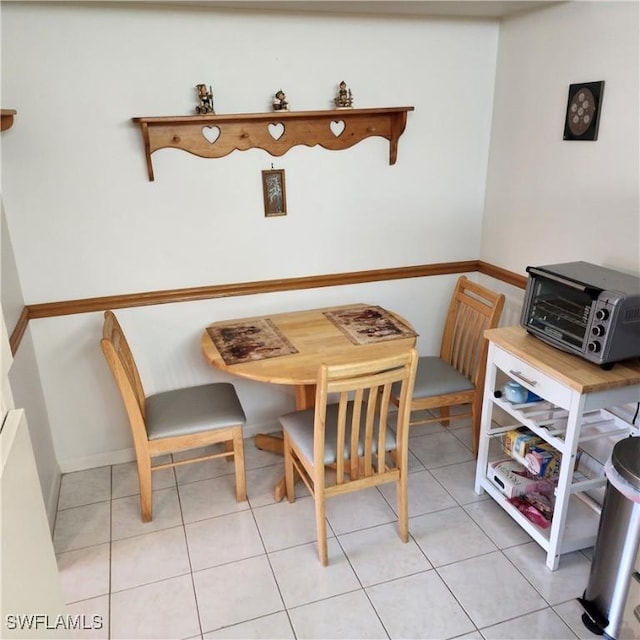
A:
1 109 17 132
132 106 414 181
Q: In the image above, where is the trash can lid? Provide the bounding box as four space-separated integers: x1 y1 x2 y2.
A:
611 437 640 491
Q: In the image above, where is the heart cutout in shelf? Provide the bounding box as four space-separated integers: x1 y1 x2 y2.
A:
268 122 285 140
202 126 220 144
330 120 346 137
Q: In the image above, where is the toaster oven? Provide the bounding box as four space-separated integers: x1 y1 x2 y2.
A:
520 261 640 368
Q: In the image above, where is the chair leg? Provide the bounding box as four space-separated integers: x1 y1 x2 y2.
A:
314 491 328 566
137 456 153 523
283 433 295 503
439 405 450 427
471 397 482 457
232 428 246 502
397 470 409 543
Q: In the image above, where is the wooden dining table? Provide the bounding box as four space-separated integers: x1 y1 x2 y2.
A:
200 303 418 499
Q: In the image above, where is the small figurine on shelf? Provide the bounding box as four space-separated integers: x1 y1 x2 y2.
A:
272 90 289 111
195 84 215 114
334 81 353 109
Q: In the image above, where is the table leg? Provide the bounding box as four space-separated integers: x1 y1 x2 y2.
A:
295 384 316 411
273 475 288 502
254 432 284 455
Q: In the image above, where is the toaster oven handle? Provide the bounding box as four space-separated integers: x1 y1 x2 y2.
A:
526 267 601 298
509 370 538 387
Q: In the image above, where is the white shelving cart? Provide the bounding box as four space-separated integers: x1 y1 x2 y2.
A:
474 326 640 570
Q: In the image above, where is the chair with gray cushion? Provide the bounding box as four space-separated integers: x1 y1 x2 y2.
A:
280 349 418 566
391 276 505 454
100 310 247 522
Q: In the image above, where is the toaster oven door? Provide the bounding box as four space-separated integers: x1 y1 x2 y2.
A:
521 274 598 352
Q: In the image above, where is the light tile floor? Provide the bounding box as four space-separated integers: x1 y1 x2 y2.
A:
54 417 601 639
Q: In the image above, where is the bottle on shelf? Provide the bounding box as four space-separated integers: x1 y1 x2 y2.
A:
494 380 542 404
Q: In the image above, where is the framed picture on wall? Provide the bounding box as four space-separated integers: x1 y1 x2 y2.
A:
262 169 287 217
563 81 604 141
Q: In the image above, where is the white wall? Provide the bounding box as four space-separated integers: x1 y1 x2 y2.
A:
9 330 61 522
2 3 499 471
482 1 640 275
2 4 497 301
1 206 23 331
2 205 60 525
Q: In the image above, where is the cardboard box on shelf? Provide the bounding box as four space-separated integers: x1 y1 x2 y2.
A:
524 443 559 478
523 443 583 478
504 427 542 458
488 459 554 499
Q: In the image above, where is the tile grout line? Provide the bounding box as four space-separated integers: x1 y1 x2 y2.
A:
171 458 205 640
331 494 393 640
246 494 295 638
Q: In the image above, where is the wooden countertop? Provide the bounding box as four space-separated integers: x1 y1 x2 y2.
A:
485 326 640 395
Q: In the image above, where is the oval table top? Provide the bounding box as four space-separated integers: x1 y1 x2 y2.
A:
200 303 418 387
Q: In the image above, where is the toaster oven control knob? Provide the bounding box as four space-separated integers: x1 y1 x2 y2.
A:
595 308 610 321
588 341 602 353
592 325 606 337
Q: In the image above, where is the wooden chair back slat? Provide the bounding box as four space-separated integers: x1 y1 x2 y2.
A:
351 388 364 479
442 277 505 384
335 393 347 484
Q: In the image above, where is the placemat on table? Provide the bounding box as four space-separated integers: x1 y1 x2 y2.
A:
323 305 417 345
206 318 298 365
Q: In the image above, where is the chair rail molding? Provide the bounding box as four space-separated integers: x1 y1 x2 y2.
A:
10 261 526 355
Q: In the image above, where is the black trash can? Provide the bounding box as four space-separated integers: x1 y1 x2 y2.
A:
579 436 640 639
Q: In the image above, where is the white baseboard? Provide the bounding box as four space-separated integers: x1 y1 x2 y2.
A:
45 468 61 533
243 420 282 439
56 421 282 473
58 447 136 474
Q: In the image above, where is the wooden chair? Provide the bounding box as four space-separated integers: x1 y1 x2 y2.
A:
280 349 418 566
100 310 247 522
391 276 505 455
